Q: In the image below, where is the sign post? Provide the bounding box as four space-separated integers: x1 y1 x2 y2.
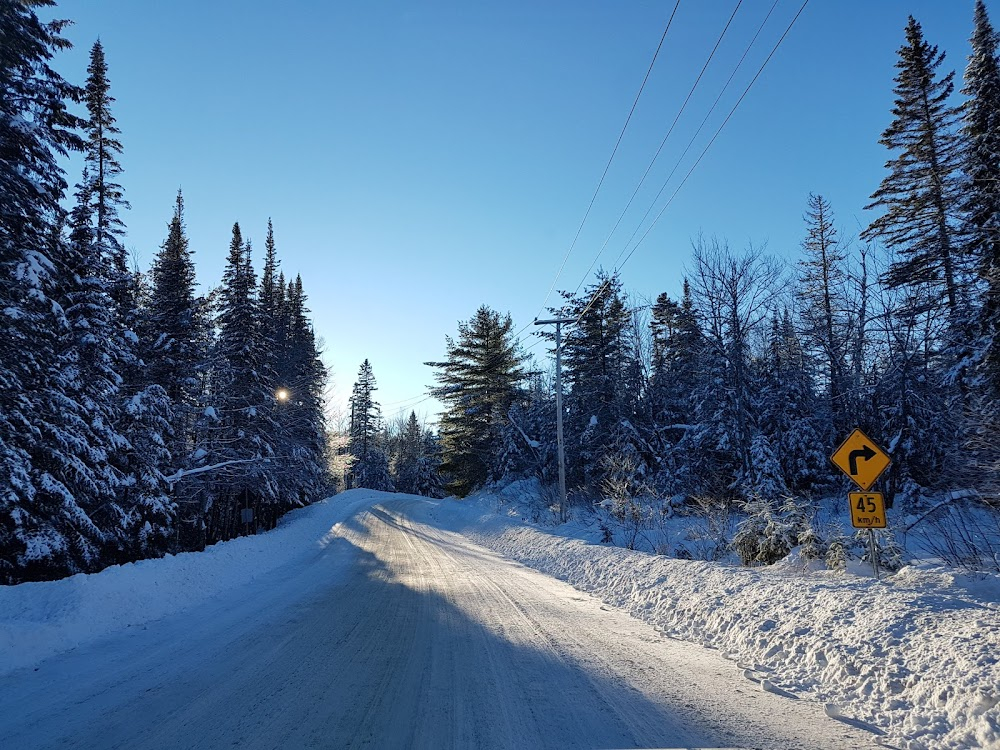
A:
831 429 891 580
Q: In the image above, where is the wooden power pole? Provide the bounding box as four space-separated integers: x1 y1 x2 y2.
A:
534 317 574 521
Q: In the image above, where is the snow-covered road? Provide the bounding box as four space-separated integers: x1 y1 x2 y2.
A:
1 493 870 749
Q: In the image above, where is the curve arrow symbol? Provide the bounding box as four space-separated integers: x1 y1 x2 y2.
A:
848 445 876 475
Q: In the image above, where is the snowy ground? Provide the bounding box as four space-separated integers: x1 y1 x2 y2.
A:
413 484 1000 750
0 490 874 749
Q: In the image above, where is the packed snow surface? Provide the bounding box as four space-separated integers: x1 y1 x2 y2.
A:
0 490 876 749
419 484 1000 750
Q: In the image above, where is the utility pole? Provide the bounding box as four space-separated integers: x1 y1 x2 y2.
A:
534 317 574 522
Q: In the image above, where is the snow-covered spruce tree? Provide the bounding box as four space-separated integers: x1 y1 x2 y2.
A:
496 373 556 487
872 285 955 503
647 280 705 495
964 0 1000 395
599 427 654 550
142 192 212 551
392 411 424 495
258 221 291 509
861 19 971 498
961 2 1000 502
758 310 829 496
348 359 391 491
732 495 794 567
58 174 151 564
143 195 213 552
732 438 795 567
203 224 279 543
551 271 636 493
78 39 175 559
415 432 445 499
144 192 207 436
862 18 969 337
428 306 528 496
258 219 284 380
0 2 129 583
750 315 831 563
115 383 174 558
82 39 133 323
352 445 393 493
348 359 380 462
276 274 329 511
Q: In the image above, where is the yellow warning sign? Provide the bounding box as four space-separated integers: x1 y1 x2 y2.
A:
849 492 887 529
831 428 890 491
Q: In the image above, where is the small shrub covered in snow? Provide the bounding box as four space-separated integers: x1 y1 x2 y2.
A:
732 495 795 566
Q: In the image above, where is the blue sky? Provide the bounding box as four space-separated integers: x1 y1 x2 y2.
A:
53 0 988 425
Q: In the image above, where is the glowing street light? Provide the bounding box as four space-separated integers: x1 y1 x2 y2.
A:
275 388 290 402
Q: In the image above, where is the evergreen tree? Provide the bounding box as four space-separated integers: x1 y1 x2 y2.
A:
348 359 391 491
352 446 394 493
862 17 967 322
204 224 279 543
115 383 175 558
963 1 1000 393
271 271 291 397
647 280 705 493
144 191 207 452
259 219 283 363
0 1 83 245
393 411 424 495
496 373 557 487
80 41 176 559
732 492 794 566
415 431 446 498
58 173 138 560
873 286 955 503
650 293 680 382
758 310 828 496
554 271 635 490
428 306 528 496
277 275 329 510
0 1 104 583
348 359 381 463
82 39 132 320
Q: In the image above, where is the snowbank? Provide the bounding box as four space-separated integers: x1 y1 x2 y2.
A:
0 491 373 677
419 493 1000 750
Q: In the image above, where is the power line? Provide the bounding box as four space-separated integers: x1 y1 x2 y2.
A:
621 0 811 270
386 394 436 417
609 0 782 271
574 0 811 324
571 0 745 297
381 391 433 407
529 0 683 323
422 1 808 405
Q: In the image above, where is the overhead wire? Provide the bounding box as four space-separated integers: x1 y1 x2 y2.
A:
573 0 811 324
468 1 682 383
381 391 434 407
443 0 757 378
527 0 683 328
571 0 745 297
400 0 808 409
386 394 436 418
618 0 811 272
371 4 690 412
608 0 782 272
